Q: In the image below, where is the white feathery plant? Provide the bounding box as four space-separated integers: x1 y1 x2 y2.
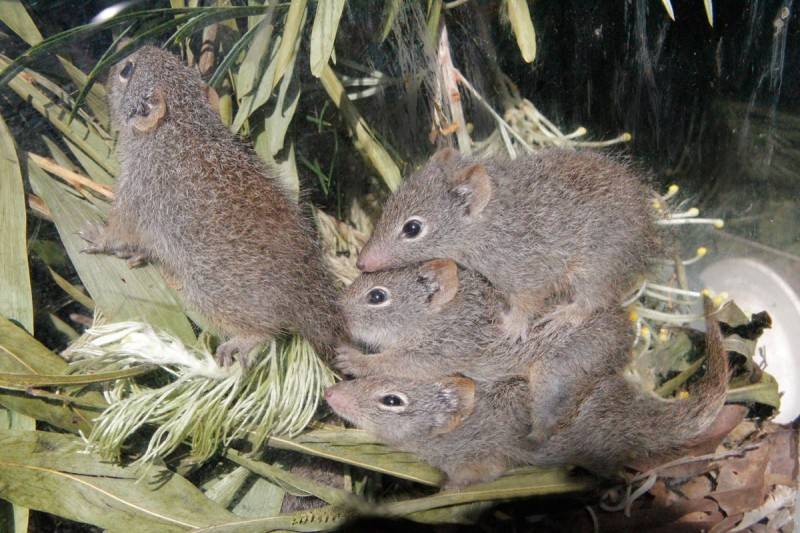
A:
625 183 727 368
66 322 336 465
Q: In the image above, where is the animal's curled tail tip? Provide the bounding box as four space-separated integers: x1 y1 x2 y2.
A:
697 295 729 415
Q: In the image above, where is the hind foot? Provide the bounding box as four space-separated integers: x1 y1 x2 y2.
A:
334 344 375 377
499 304 531 343
532 302 595 338
527 420 557 447
215 336 264 368
442 457 508 490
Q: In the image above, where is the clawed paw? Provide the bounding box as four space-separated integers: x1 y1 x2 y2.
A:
499 309 530 343
532 303 590 338
526 424 555 447
215 337 262 368
78 222 108 254
125 253 149 268
333 345 373 377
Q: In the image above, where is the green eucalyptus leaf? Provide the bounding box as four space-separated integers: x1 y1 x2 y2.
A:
29 240 68 270
227 449 358 507
390 467 591 518
723 334 757 359
0 113 33 335
309 0 345 76
27 161 196 343
57 57 110 127
727 372 781 409
267 430 444 486
271 0 308 90
63 138 116 186
379 0 402 42
47 267 95 311
635 332 693 384
716 299 750 327
0 6 270 87
231 476 286 518
0 0 43 45
703 0 714 26
231 10 277 132
202 466 253 508
0 430 237 532
0 56 118 175
318 64 402 191
660 0 676 20
505 0 536 63
208 22 259 89
0 366 154 391
0 110 36 533
0 316 104 434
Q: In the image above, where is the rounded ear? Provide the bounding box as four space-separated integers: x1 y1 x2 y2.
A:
431 147 460 164
204 85 220 114
132 87 167 133
418 259 459 311
449 164 492 217
432 375 476 435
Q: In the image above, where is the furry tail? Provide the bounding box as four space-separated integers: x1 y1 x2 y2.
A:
676 296 729 438
528 298 729 475
641 295 729 455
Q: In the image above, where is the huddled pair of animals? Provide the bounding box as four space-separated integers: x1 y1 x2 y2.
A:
87 46 729 489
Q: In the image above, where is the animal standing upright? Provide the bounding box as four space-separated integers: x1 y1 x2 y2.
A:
82 46 344 364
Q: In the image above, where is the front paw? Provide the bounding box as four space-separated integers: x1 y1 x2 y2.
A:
442 459 507 490
334 345 375 377
79 222 110 254
499 308 530 343
532 303 590 338
526 422 555 447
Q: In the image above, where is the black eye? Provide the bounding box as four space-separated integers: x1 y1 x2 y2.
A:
367 288 388 305
402 219 422 239
119 61 134 80
381 394 405 407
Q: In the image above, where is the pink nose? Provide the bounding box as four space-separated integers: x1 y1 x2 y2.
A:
324 387 334 399
356 258 367 271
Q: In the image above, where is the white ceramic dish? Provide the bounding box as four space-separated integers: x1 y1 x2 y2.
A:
699 257 800 423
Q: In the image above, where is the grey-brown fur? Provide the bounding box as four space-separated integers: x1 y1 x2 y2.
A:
325 375 534 489
81 46 344 363
530 298 730 475
267 450 345 513
336 259 633 441
327 299 728 486
357 148 663 339
336 259 509 378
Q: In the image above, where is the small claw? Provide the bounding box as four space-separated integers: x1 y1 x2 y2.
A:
499 311 529 343
526 424 554 446
333 345 371 377
215 337 262 368
78 223 108 254
80 244 105 255
126 254 148 268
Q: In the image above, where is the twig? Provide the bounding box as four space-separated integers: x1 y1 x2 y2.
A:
319 64 402 191
629 443 761 484
454 69 535 154
437 24 472 153
27 192 52 220
28 152 115 199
